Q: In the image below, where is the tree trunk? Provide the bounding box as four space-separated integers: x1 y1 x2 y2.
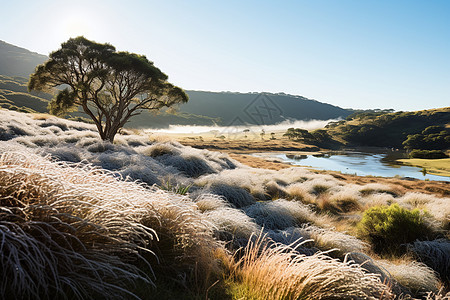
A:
103 128 118 143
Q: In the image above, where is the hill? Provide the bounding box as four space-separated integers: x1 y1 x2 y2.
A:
0 40 351 128
179 90 350 126
0 40 48 77
324 108 450 149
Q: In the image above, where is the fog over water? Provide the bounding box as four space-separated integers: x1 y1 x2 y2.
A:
145 119 340 134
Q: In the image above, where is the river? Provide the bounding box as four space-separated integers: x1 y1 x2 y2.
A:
257 150 450 182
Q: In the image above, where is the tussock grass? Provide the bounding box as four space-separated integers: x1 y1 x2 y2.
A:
195 193 229 212
204 183 256 208
327 190 362 212
244 199 319 230
377 260 440 297
0 149 222 298
425 290 450 300
195 194 260 247
400 192 450 230
360 192 396 209
299 225 369 255
359 183 399 197
1 109 448 298
285 183 315 203
143 142 181 157
0 151 155 298
407 239 450 282
205 207 261 243
225 233 395 300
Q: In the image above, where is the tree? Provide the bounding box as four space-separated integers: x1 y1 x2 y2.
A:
28 36 188 142
260 129 265 140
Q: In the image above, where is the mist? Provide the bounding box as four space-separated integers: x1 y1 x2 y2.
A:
145 119 340 135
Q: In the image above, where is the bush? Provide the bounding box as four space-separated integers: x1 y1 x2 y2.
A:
409 149 448 159
358 204 435 255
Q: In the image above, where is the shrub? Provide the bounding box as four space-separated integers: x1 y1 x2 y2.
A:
409 149 448 159
357 204 436 255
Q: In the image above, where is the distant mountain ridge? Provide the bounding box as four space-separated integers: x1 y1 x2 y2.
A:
0 40 48 77
0 40 351 127
182 90 349 126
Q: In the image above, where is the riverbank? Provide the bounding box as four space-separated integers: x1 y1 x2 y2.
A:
178 135 320 152
398 158 450 177
171 134 450 196
228 152 449 197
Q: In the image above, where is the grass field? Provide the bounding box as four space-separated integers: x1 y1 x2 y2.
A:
398 158 450 177
1 108 449 299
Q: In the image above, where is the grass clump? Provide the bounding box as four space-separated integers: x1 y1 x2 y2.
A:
358 203 436 255
224 233 395 300
407 239 450 282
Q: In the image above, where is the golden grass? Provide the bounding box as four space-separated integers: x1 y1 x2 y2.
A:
178 134 319 153
224 233 395 300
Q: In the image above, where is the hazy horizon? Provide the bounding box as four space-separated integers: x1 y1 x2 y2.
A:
145 118 338 135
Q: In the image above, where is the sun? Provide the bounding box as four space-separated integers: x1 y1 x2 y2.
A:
62 15 93 38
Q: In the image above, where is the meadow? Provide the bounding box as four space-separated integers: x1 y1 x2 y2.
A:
0 109 449 299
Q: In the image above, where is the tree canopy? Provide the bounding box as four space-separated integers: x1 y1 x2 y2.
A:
28 36 188 142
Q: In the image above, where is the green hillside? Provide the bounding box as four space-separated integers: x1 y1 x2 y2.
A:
324 108 450 149
0 40 351 128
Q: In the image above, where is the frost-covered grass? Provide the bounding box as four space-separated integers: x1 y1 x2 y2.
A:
377 260 440 296
1 109 449 298
407 239 450 282
0 149 221 298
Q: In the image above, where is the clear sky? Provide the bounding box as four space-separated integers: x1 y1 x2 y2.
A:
2 0 449 111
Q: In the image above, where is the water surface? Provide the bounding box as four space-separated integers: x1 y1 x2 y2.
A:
260 150 450 182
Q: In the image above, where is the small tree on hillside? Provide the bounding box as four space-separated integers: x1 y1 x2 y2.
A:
28 36 188 142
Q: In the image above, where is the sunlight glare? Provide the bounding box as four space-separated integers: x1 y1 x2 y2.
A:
63 15 93 38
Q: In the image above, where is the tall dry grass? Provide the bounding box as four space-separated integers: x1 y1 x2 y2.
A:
225 233 395 300
0 149 222 298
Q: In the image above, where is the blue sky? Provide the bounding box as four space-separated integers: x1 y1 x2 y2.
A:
2 0 449 110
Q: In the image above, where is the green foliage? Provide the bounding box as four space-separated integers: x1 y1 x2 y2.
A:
402 125 450 151
345 109 395 121
327 108 450 148
158 179 192 195
409 149 448 159
358 204 435 255
283 128 336 148
283 127 312 140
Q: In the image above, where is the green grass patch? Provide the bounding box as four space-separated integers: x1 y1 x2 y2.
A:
397 158 450 177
